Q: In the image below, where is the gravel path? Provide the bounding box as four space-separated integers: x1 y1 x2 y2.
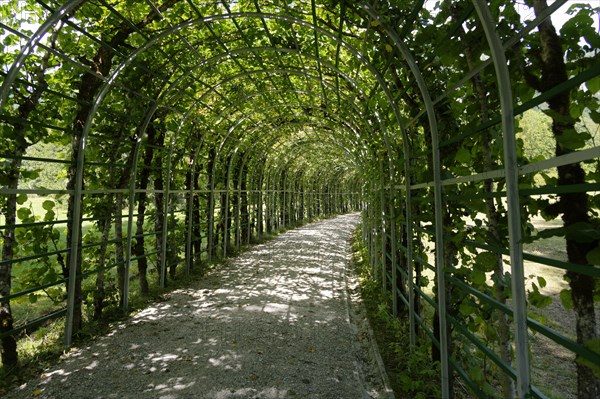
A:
5 214 394 399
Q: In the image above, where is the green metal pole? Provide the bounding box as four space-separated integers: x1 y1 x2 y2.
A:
473 1 530 397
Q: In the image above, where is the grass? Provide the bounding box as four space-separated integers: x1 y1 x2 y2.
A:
0 258 189 395
354 213 597 399
350 227 442 399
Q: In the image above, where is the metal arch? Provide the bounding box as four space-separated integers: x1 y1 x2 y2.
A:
225 114 366 207
192 55 404 292
196 101 371 169
225 114 367 164
263 142 352 183
263 139 355 185
12 5 416 348
201 110 363 249
218 89 369 153
206 90 370 147
98 12 408 161
53 10 410 254
153 63 369 158
0 0 84 109
5 9 411 175
181 82 374 182
129 44 368 128
472 2 530 398
220 117 365 183
161 49 373 132
360 3 448 393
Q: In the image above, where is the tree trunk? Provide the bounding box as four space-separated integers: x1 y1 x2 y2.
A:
240 164 249 245
93 200 113 320
0 157 22 368
220 190 228 255
1 30 57 361
133 121 158 294
185 161 193 268
154 130 166 286
530 2 599 397
192 168 202 267
168 204 177 279
206 147 217 259
65 0 181 338
115 193 125 305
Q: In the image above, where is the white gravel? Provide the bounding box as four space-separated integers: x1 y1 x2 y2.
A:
5 214 394 399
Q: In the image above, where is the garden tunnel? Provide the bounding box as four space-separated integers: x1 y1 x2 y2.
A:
1 0 599 398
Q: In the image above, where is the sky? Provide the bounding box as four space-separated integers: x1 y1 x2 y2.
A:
516 0 600 30
422 0 600 30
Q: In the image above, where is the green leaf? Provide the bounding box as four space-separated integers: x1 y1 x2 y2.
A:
454 147 471 164
565 222 600 243
537 276 547 289
42 200 55 211
44 209 55 222
474 252 498 273
528 283 552 308
559 289 573 310
28 293 38 304
586 246 600 265
16 207 31 220
586 76 600 94
469 365 484 382
576 338 600 378
459 301 475 317
556 128 592 150
21 169 40 180
471 269 486 286
16 193 28 205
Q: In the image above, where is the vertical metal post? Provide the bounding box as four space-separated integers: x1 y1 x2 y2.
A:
223 155 234 259
123 139 142 311
282 174 286 228
207 155 215 262
390 187 398 316
379 162 387 293
405 158 416 347
236 168 242 249
257 163 265 238
160 140 174 288
369 18 449 396
185 149 198 275
64 138 85 347
473 1 530 397
432 116 449 399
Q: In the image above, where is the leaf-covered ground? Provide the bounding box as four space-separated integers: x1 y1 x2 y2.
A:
4 214 393 399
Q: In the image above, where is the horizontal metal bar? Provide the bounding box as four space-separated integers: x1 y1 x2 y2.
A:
0 248 68 267
0 277 67 302
404 147 600 191
0 189 74 195
462 239 600 278
0 153 72 164
448 275 512 316
448 356 486 398
0 308 67 339
448 313 516 379
527 317 600 367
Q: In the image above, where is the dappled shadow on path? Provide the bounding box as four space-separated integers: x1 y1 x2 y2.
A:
6 214 389 399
